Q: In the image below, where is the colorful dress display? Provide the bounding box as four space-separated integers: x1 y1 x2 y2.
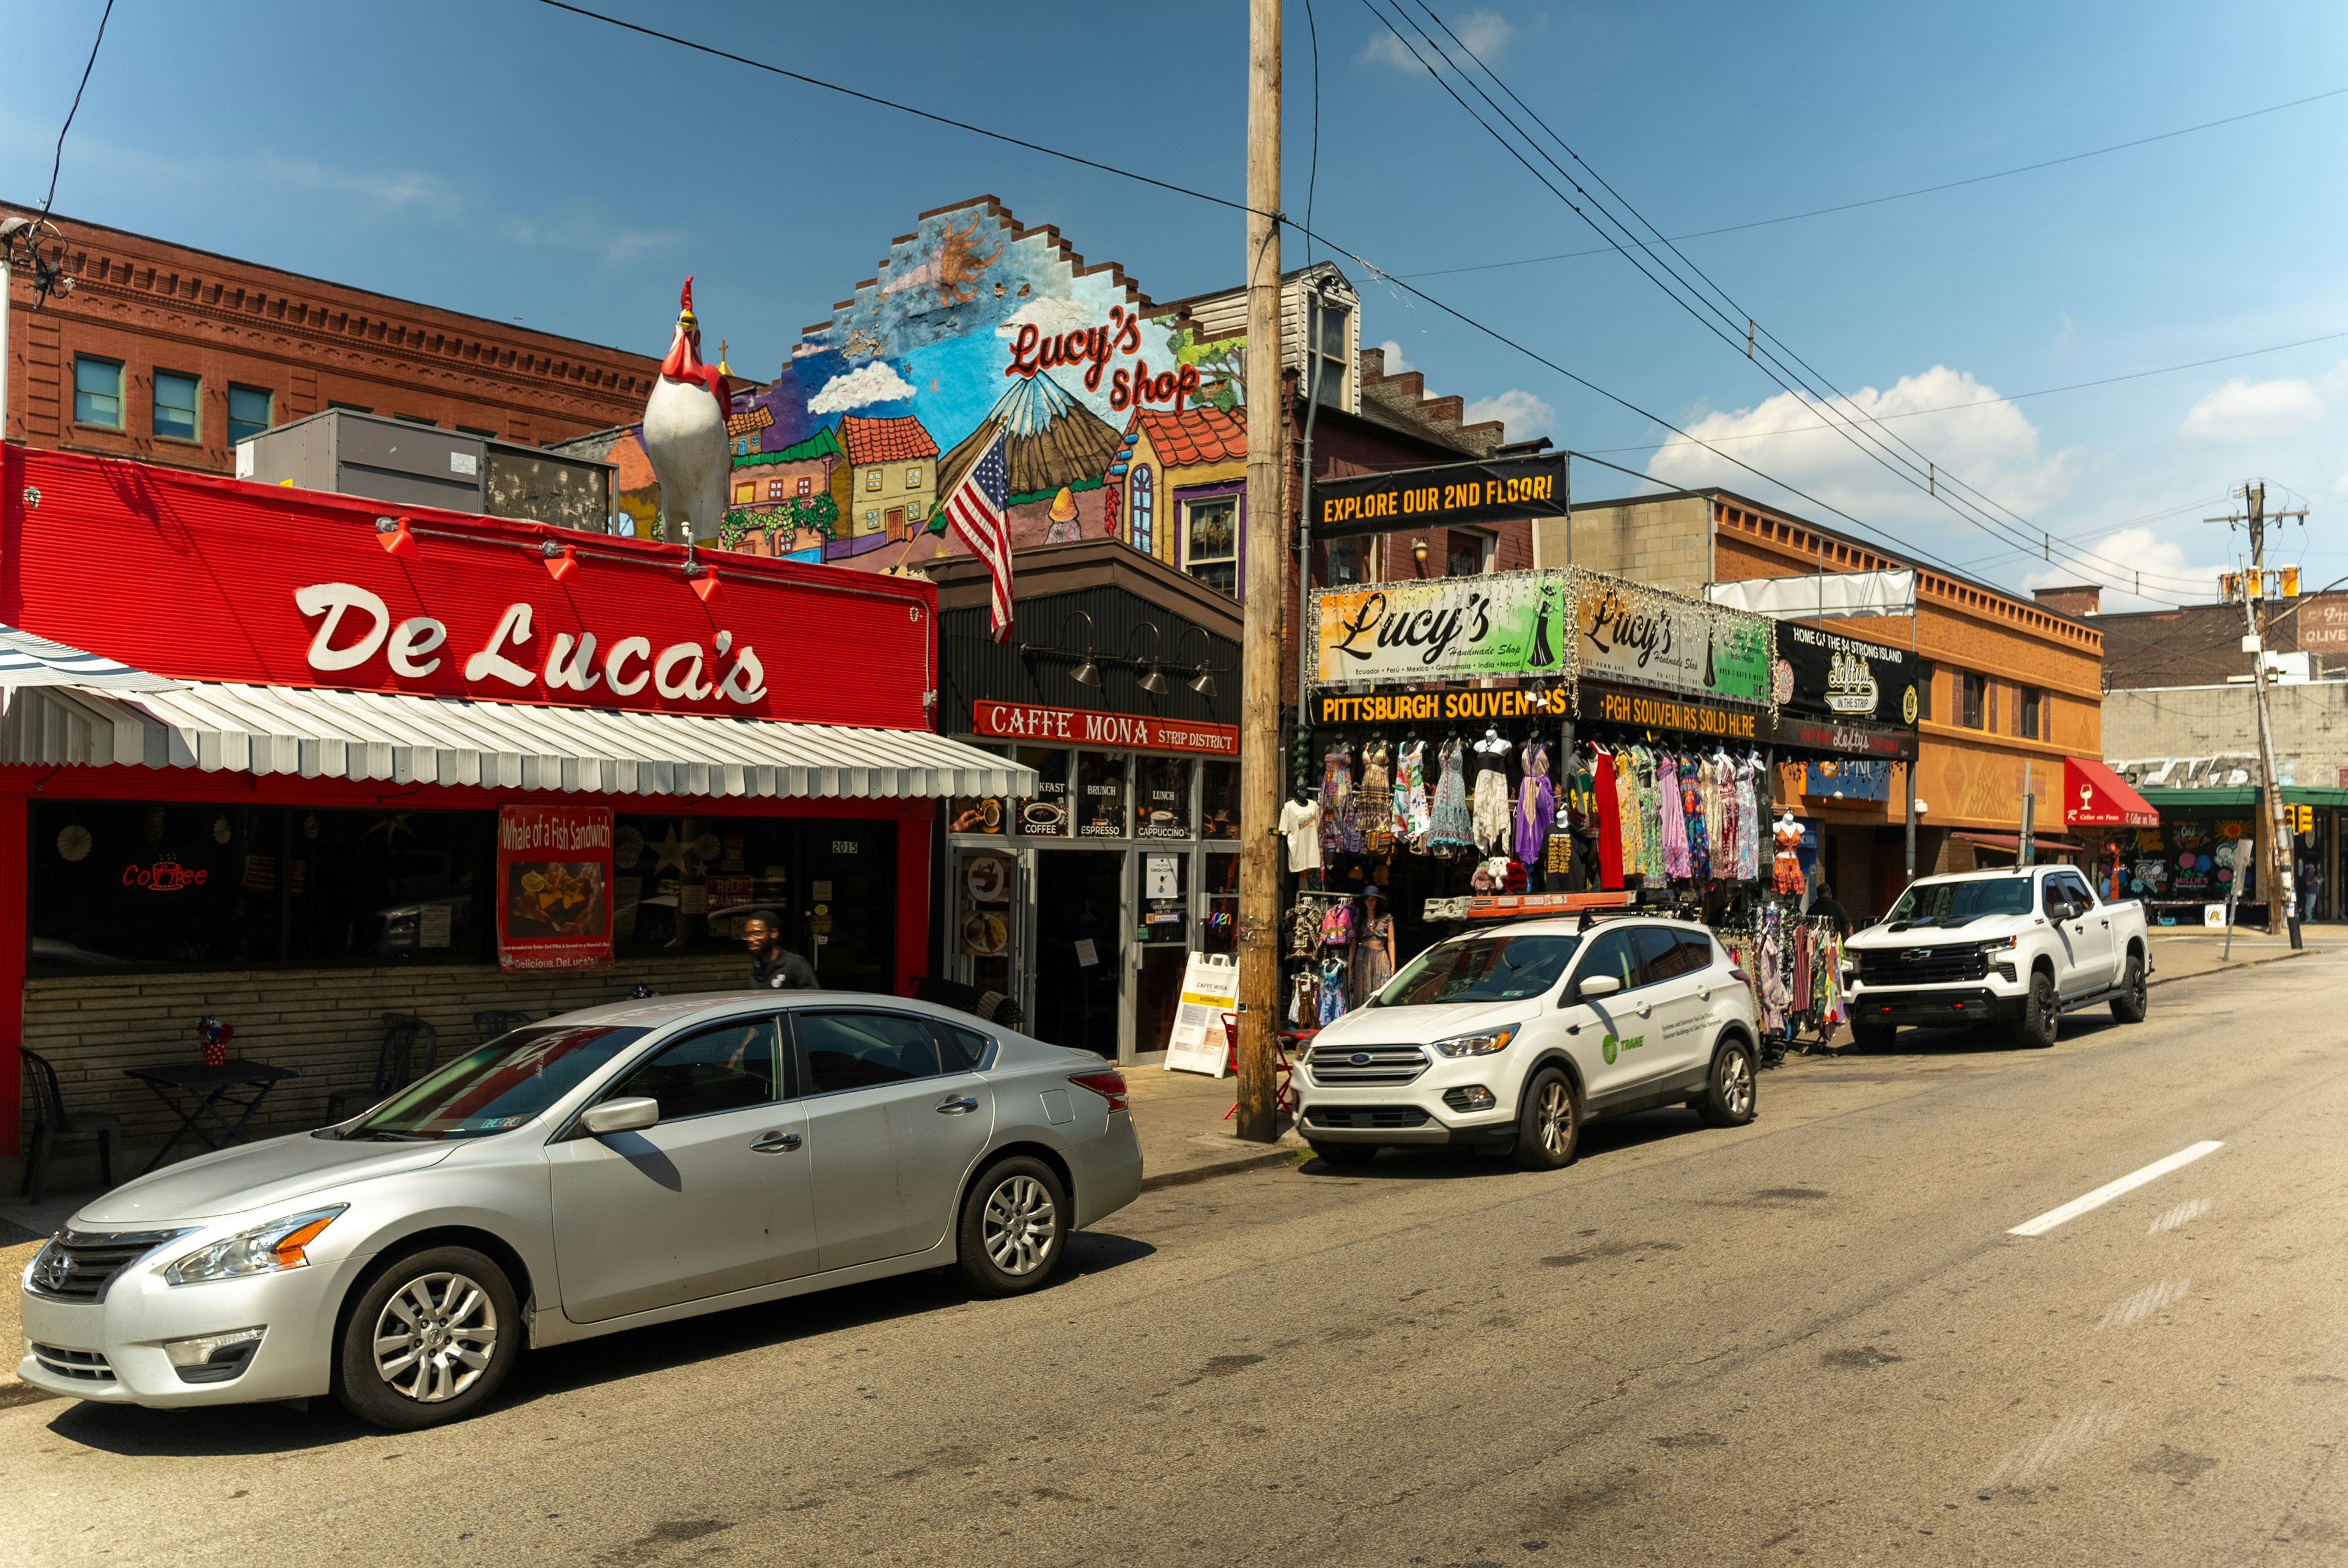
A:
1515 740 1557 868
1594 749 1624 889
1657 753 1692 880
1683 762 1711 880
1429 738 1475 854
1351 910 1395 1006
1320 742 1362 856
1736 760 1762 880
1396 741 1431 850
1469 733 1513 854
1357 740 1394 855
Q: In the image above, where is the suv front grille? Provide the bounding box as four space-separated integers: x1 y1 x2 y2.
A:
29 1344 114 1383
1856 944 1991 986
1306 1045 1430 1086
1304 1105 1430 1129
24 1229 190 1303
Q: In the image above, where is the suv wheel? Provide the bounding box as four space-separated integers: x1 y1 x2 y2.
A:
956 1155 1068 1297
1696 1039 1758 1128
334 1245 520 1430
1512 1067 1581 1171
1308 1140 1380 1168
2012 968 2059 1049
2109 954 2148 1023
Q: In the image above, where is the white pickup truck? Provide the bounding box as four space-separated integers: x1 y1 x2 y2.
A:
1842 864 2150 1050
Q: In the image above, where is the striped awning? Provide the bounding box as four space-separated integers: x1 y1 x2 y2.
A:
0 622 182 690
0 681 1033 801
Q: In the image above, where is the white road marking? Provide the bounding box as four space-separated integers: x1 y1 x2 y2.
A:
2009 1142 2225 1237
1985 1404 2129 1487
2148 1197 2212 1234
2095 1278 2191 1330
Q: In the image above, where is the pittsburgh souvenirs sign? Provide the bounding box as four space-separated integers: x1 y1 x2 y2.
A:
1310 454 1569 542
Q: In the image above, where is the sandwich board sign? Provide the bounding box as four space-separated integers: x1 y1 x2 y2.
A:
1165 952 1241 1077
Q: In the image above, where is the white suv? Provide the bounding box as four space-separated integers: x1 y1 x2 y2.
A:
1294 915 1763 1169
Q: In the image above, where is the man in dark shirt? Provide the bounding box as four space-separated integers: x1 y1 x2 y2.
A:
1809 882 1853 938
742 908 818 989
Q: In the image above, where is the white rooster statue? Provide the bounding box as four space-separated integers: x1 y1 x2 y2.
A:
641 277 733 545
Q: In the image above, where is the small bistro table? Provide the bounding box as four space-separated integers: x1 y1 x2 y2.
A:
124 1059 301 1175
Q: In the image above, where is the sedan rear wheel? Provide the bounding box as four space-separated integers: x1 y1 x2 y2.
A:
957 1156 1068 1297
334 1245 519 1430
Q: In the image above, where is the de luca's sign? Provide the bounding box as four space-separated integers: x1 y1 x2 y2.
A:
0 447 935 731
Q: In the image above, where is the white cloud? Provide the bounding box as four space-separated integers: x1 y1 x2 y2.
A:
1645 364 2078 525
1464 388 1553 438
1364 8 1511 70
2179 376 2324 443
808 361 915 415
995 295 1094 339
2021 528 2226 613
1375 339 1416 374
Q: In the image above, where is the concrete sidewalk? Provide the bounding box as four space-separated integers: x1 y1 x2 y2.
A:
2146 927 2319 987
1123 1053 1307 1190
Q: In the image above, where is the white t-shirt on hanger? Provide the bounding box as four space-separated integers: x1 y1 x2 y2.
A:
1278 797 1323 872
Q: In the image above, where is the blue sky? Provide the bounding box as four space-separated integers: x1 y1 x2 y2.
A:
6 0 2344 609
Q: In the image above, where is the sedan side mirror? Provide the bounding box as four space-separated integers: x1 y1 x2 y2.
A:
581 1096 659 1135
1573 974 1622 1003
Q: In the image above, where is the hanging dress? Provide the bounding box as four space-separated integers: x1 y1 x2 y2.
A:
1657 753 1692 880
1736 761 1762 881
1593 749 1625 890
1316 956 1349 1027
1773 814 1806 896
1469 734 1513 855
1683 762 1711 881
1429 738 1475 855
1357 740 1394 855
1515 740 1557 868
1633 747 1668 883
1320 742 1363 856
1397 740 1432 851
1351 910 1395 1006
1609 748 1640 885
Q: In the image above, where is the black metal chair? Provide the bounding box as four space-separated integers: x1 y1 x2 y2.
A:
324 1014 440 1124
473 1009 535 1046
21 1048 123 1204
913 976 1024 1031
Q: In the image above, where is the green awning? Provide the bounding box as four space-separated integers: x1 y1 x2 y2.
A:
2136 785 2348 810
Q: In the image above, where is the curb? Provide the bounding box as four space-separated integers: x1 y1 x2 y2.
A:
1139 1142 1307 1192
2146 946 2314 990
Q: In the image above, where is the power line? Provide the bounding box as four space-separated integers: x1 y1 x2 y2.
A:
1401 81 2348 279
1304 0 1321 265
1394 0 2215 594
40 0 116 215
530 0 2122 600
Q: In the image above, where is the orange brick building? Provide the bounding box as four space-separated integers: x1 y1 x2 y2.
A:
2 201 660 474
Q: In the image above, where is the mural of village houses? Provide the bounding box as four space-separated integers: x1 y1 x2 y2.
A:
561 197 1264 584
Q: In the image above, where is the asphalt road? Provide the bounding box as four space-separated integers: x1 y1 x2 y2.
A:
7 947 2345 1567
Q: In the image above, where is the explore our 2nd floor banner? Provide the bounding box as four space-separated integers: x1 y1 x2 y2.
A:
1310 454 1569 540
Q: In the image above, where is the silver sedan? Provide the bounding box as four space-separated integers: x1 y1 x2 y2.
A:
17 992 1142 1429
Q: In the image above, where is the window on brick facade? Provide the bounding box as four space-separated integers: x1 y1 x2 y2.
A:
393 413 437 427
456 424 497 440
152 371 201 441
1961 671 1987 729
73 356 124 428
1183 496 1238 595
227 385 273 445
1447 531 1493 576
2020 686 2043 741
1913 661 1934 722
327 400 373 414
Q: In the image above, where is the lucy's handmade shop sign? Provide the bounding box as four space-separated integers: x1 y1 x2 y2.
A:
1312 571 1569 688
1574 572 1772 707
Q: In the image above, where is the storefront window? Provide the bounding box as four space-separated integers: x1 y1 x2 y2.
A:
954 846 1016 997
1076 751 1129 839
1135 756 1194 840
1202 850 1239 954
30 801 493 973
1200 760 1241 841
1013 746 1073 839
609 814 895 990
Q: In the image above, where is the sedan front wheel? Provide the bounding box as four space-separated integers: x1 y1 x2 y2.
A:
957 1155 1069 1297
334 1245 520 1430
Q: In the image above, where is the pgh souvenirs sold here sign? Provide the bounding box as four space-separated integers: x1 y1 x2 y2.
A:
1313 572 1570 687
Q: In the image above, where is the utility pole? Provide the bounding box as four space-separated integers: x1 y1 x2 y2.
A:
1234 0 1284 1143
2209 481 2308 944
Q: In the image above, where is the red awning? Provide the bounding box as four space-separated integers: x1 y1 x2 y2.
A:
2064 756 2160 828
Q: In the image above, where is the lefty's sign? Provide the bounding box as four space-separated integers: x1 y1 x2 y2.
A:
1312 454 1568 541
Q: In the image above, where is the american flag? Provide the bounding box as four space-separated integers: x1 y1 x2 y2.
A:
943 424 1014 643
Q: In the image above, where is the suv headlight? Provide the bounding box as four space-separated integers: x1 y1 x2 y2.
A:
162 1205 346 1286
1430 1026 1518 1058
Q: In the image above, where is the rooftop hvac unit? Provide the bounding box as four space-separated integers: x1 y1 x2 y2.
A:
235 408 614 531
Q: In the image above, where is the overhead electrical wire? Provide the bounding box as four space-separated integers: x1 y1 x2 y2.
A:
1382 0 2212 596
535 0 2186 603
1401 81 2348 279
40 0 117 215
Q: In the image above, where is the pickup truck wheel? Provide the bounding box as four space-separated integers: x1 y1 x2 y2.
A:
2109 954 2149 1023
1512 1067 1581 1171
1696 1039 1758 1128
2012 970 2059 1049
1851 1020 1896 1052
1309 1140 1380 1168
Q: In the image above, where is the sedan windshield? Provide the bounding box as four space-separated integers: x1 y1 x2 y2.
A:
334 1025 649 1141
1886 877 2034 929
1375 933 1580 1006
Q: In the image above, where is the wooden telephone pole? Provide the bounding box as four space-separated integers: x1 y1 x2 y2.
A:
2209 481 2309 943
1235 0 1284 1142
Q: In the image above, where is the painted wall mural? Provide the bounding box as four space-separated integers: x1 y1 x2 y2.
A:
588 200 1252 581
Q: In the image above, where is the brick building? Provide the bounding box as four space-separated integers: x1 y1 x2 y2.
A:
2 201 661 476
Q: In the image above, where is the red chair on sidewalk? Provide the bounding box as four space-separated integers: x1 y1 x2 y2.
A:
1219 1011 1297 1119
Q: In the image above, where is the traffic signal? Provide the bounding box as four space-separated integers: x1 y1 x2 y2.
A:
2288 803 2316 834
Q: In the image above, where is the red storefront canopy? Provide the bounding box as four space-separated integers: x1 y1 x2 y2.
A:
2064 756 2159 828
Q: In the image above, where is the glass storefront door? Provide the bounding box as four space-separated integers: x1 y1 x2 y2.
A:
1032 848 1126 1059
